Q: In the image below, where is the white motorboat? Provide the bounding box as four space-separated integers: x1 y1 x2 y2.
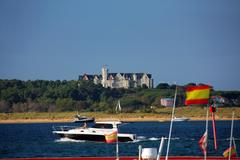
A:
173 117 189 122
53 121 136 142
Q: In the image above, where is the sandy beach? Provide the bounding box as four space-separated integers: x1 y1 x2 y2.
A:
0 115 238 124
0 107 239 123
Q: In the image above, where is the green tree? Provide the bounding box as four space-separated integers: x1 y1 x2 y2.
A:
55 98 76 111
156 83 170 89
0 100 10 113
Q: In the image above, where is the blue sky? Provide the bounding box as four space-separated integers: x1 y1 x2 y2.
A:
0 0 240 90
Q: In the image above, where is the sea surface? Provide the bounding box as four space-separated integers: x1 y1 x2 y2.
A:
0 120 239 158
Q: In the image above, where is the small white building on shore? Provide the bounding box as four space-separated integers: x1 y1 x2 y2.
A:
161 98 174 107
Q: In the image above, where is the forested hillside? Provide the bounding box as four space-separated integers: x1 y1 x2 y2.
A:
0 79 239 113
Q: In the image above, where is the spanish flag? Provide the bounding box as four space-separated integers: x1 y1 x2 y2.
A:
223 146 236 158
105 131 117 143
185 85 210 105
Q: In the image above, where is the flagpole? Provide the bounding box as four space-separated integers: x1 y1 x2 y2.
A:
228 112 234 160
165 84 177 160
138 145 142 160
232 137 238 157
210 104 217 150
204 107 209 160
116 125 119 160
157 137 165 160
116 139 119 160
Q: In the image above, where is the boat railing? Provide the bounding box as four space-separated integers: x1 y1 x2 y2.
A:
52 126 78 131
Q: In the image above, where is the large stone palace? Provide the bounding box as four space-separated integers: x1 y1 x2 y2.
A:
79 67 154 89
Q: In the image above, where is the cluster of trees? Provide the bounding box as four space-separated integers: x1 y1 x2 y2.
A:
0 79 240 113
0 79 126 113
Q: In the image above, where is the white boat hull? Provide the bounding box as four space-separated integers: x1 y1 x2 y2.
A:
53 121 136 142
173 117 189 122
53 130 135 142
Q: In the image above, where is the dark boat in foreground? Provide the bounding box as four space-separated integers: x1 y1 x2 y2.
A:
5 156 236 160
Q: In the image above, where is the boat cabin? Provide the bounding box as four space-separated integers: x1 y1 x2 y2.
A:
92 121 121 129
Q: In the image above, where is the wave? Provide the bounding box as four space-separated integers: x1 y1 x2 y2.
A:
149 137 160 141
55 138 86 143
137 136 146 140
133 136 180 142
55 136 233 144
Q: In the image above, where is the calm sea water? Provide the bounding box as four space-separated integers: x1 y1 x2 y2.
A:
0 121 239 158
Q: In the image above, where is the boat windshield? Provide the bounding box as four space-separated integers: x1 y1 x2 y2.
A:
92 123 113 129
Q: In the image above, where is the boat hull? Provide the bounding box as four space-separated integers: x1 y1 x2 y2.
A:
173 117 189 121
4 156 237 160
53 121 136 143
56 133 134 142
73 118 95 123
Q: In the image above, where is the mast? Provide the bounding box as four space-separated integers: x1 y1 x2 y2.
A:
204 108 209 160
116 130 119 160
228 112 234 160
233 137 238 157
165 84 177 160
157 137 165 160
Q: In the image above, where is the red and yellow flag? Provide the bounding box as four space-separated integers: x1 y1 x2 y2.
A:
223 146 236 158
185 85 210 105
105 131 117 143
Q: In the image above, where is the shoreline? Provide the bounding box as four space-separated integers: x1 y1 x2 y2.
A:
0 117 239 124
1 107 239 124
